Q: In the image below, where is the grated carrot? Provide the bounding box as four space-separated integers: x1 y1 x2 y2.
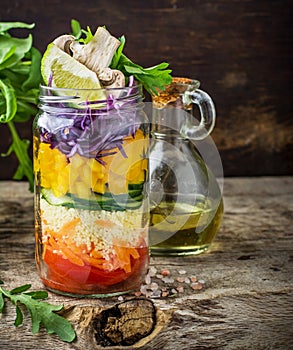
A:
128 247 140 259
87 257 105 269
114 246 131 273
91 249 103 259
95 219 116 229
43 218 83 265
48 236 60 251
58 242 85 266
60 218 81 235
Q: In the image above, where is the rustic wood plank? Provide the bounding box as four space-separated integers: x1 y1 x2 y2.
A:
0 177 292 349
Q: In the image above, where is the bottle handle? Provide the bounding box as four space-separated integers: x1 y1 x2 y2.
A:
180 89 216 140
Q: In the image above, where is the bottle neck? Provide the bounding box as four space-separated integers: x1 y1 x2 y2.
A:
151 129 187 141
151 104 193 140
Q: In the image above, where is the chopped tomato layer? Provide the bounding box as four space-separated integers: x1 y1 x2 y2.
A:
40 215 149 294
42 240 148 294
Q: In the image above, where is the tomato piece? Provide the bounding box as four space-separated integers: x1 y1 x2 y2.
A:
42 246 149 294
44 248 91 284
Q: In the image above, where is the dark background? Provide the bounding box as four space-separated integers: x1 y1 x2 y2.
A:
0 0 292 179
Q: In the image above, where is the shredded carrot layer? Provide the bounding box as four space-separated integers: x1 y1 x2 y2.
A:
42 218 141 273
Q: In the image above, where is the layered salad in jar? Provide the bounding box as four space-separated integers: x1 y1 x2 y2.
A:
33 21 172 296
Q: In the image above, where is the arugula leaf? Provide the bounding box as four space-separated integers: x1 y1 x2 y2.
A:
24 290 48 300
0 280 76 343
0 21 41 191
10 284 32 294
15 305 23 327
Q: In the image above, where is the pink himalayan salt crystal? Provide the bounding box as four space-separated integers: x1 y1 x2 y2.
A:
191 282 203 290
177 277 185 283
161 269 170 276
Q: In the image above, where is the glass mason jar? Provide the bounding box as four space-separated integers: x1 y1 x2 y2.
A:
33 84 149 297
149 77 223 256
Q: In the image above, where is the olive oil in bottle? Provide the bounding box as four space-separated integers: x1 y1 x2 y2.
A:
150 197 223 256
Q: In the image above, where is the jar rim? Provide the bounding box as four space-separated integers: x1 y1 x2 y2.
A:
39 83 143 94
39 83 144 107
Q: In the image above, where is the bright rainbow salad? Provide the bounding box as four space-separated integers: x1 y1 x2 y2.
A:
33 21 171 295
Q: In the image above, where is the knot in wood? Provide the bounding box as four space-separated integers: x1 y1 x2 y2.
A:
93 298 156 347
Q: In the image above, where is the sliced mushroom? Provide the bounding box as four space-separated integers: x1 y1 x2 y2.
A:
70 27 120 75
98 67 115 84
99 69 125 88
53 35 75 55
107 70 125 88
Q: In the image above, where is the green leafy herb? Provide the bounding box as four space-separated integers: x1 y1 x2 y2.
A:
70 20 172 95
112 52 172 95
110 35 172 95
0 22 42 191
0 22 35 33
71 19 93 44
0 279 76 343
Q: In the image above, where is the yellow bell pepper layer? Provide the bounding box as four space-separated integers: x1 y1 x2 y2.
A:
34 129 148 197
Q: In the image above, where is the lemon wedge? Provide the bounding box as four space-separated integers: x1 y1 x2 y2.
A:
41 43 106 102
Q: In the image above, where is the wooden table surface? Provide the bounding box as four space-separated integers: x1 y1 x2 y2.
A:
0 177 292 350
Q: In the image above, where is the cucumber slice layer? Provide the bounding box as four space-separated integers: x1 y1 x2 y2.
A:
41 187 144 211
